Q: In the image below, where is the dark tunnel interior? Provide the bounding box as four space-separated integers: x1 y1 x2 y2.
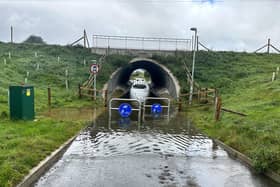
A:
117 61 167 89
106 59 180 100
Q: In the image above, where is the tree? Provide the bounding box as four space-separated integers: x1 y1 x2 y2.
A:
23 35 46 44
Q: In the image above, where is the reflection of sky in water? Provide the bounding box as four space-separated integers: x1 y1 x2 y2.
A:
66 128 227 158
36 113 279 187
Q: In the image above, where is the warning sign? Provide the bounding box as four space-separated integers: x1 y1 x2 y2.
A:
90 64 99 74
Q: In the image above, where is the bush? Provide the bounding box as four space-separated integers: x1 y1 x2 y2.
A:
23 35 46 44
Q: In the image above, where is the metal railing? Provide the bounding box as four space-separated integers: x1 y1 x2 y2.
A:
142 97 170 121
93 34 192 51
109 98 142 122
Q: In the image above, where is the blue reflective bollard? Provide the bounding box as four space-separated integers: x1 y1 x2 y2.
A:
118 103 132 118
151 103 162 114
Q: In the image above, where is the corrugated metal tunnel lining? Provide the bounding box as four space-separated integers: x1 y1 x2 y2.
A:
105 58 180 100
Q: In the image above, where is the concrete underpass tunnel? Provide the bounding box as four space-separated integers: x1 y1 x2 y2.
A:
105 58 180 101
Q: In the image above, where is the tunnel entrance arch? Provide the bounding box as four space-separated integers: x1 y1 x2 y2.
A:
104 58 180 101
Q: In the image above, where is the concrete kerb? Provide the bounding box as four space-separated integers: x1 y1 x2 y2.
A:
214 139 280 184
17 109 104 187
17 135 76 187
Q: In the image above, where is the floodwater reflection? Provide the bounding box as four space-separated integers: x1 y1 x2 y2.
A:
36 110 279 187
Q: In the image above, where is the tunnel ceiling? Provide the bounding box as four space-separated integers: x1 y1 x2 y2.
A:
105 58 180 99
118 60 167 88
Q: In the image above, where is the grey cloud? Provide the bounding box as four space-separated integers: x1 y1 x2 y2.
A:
0 0 279 51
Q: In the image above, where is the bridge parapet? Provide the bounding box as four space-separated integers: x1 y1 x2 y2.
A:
92 35 192 56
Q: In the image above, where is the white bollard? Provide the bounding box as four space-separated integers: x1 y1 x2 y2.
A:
58 56 60 62
272 72 276 82
36 63 40 70
26 71 29 77
65 69 69 89
65 79 69 90
83 59 86 66
276 67 279 75
8 52 11 59
3 58 6 65
24 78 28 84
35 51 38 58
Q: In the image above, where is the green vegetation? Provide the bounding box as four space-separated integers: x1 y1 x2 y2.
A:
0 42 128 187
154 51 280 174
0 119 86 186
23 35 46 45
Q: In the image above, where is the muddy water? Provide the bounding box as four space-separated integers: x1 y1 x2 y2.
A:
36 109 278 187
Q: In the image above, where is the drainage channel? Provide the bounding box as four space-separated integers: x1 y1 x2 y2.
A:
35 107 278 187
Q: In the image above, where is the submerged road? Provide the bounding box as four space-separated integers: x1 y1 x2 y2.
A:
36 111 278 187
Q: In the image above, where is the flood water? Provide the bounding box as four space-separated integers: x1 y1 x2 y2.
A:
36 108 279 187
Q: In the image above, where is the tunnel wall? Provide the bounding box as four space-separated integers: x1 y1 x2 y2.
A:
103 58 180 100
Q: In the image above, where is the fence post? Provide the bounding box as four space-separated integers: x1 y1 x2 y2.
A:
104 89 108 107
78 84 82 99
48 87 51 107
214 96 222 121
205 88 208 101
272 72 276 82
178 98 182 111
65 69 69 90
197 89 201 103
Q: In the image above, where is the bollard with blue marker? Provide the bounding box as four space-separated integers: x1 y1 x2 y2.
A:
118 103 132 118
151 103 162 118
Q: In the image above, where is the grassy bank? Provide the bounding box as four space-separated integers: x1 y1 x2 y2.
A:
0 118 86 186
0 42 112 187
164 52 280 174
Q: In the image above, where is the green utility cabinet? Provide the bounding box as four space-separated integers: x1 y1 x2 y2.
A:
9 85 35 120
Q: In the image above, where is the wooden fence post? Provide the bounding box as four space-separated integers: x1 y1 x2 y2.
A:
197 89 201 103
178 98 182 111
48 87 51 107
78 84 82 99
104 90 108 107
205 88 208 101
214 96 222 121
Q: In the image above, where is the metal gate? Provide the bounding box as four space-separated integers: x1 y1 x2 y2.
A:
142 97 170 121
109 98 141 122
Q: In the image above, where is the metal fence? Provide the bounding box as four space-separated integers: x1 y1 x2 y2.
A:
92 35 192 51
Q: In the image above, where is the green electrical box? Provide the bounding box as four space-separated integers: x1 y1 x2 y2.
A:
9 85 35 120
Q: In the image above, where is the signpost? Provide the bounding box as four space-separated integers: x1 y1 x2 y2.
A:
90 61 99 100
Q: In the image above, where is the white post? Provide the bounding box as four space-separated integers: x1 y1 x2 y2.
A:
94 74 97 100
189 28 198 105
8 52 11 59
26 71 29 77
276 67 279 75
272 72 276 82
58 56 60 63
36 63 40 70
35 51 38 58
4 58 6 65
65 69 69 89
83 59 86 66
24 78 28 84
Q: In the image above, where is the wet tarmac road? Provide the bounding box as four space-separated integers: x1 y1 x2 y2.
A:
36 111 279 187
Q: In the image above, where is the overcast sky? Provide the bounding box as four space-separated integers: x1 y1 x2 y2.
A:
0 0 279 51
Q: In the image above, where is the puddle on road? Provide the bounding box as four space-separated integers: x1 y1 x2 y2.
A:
36 110 279 187
42 107 104 122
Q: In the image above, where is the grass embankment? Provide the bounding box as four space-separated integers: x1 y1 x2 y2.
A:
154 52 280 174
0 42 128 187
0 119 85 186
